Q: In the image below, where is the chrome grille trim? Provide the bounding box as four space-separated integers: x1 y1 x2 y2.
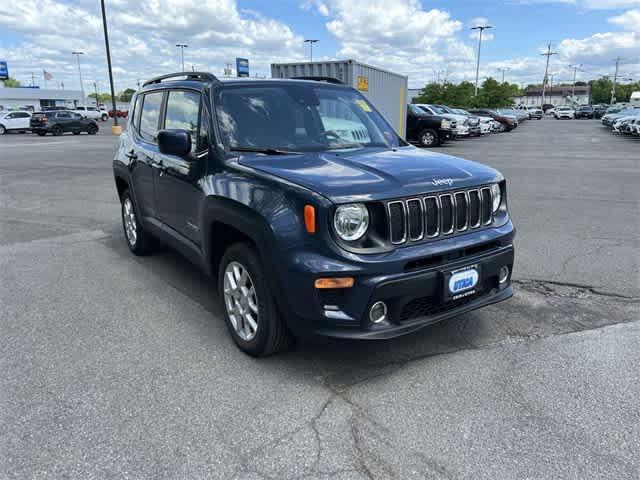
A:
386 187 494 246
387 200 407 245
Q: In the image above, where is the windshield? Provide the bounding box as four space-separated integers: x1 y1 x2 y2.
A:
215 83 404 152
436 105 455 114
429 105 449 114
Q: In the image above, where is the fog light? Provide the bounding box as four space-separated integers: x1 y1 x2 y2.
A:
369 301 387 324
499 266 510 284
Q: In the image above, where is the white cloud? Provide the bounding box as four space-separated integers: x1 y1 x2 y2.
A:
609 8 640 31
301 0 330 16
0 0 306 92
510 0 640 8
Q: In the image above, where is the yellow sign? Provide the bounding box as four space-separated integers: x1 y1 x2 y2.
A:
356 99 372 112
357 76 369 92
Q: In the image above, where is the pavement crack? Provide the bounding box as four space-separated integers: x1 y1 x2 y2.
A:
513 278 638 300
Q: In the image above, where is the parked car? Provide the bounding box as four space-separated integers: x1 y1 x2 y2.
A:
527 107 543 120
499 108 527 123
30 111 99 136
575 105 594 119
602 108 640 127
593 105 608 119
612 115 640 134
554 106 575 119
0 111 31 134
542 104 555 114
113 72 515 356
109 109 129 118
451 108 484 135
415 104 470 137
468 108 517 132
74 106 110 121
407 104 456 146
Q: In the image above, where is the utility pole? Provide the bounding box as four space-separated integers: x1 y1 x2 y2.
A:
540 42 557 106
72 51 85 104
176 44 188 72
31 72 35 87
100 0 118 129
570 64 582 98
471 24 492 96
611 57 622 105
304 39 319 62
93 81 99 107
498 67 510 83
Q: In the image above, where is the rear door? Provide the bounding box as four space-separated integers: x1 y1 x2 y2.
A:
55 111 73 131
155 89 208 246
15 112 31 129
129 90 165 220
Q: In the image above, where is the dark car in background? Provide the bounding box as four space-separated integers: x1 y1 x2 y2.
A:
468 108 517 132
30 111 99 136
406 104 456 147
593 105 608 119
575 105 594 119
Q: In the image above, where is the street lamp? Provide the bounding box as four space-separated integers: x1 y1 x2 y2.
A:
176 44 188 72
72 51 85 105
100 0 119 131
498 67 510 83
471 25 492 96
304 39 319 62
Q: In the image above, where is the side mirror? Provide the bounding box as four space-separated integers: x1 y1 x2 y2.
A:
158 129 191 157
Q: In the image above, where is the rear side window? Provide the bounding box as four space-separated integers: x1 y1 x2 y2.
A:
164 90 200 149
139 91 164 142
57 112 70 118
132 95 143 132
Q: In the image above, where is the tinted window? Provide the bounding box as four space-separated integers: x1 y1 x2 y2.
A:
140 91 164 142
198 105 210 151
57 112 71 118
132 95 143 132
76 107 85 111
71 113 82 119
164 90 200 147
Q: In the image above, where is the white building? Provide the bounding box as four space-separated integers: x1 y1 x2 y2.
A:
0 85 84 112
512 85 591 107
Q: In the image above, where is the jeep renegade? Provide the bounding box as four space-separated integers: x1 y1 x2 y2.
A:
113 72 515 356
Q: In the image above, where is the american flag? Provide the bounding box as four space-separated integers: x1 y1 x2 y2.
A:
43 70 53 81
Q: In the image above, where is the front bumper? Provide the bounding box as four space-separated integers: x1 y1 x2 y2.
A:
277 223 515 340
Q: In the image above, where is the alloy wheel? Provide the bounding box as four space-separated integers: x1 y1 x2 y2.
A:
421 131 435 146
223 261 259 341
123 197 137 246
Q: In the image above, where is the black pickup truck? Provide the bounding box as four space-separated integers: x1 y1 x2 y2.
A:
406 104 456 147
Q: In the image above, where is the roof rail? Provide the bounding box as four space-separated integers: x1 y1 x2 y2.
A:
290 76 343 84
142 72 220 87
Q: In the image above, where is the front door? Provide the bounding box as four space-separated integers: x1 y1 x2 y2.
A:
155 89 208 247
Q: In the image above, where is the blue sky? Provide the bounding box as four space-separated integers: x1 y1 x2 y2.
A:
0 0 638 92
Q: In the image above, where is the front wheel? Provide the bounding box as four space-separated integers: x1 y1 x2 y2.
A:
419 129 439 147
101 114 108 122
87 124 98 135
219 243 292 356
52 125 63 136
36 130 47 136
0 125 6 135
121 190 155 256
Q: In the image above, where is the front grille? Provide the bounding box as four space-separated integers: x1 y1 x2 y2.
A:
399 289 487 323
387 187 493 245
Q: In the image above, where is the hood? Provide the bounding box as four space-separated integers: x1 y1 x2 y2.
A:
240 146 501 203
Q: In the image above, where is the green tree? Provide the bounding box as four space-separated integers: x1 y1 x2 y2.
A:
413 79 521 109
88 92 114 104
118 88 136 103
2 77 21 87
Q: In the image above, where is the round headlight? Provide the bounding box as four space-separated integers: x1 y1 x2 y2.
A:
334 204 369 241
491 184 502 212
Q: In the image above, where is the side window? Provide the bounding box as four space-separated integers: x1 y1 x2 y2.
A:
139 91 164 142
198 104 210 151
57 112 70 118
132 95 143 132
164 90 200 149
71 113 82 120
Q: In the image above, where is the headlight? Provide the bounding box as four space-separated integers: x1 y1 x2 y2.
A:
440 119 450 129
334 204 369 241
491 184 501 212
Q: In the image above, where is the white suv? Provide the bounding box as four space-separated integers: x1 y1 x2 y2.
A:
554 106 575 120
0 111 32 134
74 106 109 121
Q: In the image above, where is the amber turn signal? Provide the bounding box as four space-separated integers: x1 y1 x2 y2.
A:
314 277 355 289
304 205 316 234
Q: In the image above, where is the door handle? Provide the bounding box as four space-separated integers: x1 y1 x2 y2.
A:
125 150 137 160
151 159 167 174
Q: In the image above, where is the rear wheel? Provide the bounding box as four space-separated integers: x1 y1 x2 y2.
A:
419 129 439 147
73 131 80 135
52 125 63 136
498 123 507 132
0 125 6 135
219 243 292 356
101 114 108 121
36 130 47 136
121 190 155 256
87 124 98 135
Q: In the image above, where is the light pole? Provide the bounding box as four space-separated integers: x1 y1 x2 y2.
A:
93 81 99 107
72 51 85 104
176 44 188 72
471 25 492 96
611 57 622 104
570 64 582 98
100 0 119 130
498 67 510 83
304 39 319 62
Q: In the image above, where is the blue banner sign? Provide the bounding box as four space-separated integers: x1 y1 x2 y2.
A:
236 58 249 77
0 61 8 80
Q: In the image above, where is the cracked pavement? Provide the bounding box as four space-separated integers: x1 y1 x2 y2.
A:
1 120 639 479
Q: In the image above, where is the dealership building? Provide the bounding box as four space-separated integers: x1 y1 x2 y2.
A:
512 85 591 107
0 85 84 112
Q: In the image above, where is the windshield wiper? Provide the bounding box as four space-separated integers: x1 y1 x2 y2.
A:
230 147 302 155
326 142 363 150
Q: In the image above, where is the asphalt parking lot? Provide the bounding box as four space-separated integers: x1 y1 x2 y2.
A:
1 120 638 479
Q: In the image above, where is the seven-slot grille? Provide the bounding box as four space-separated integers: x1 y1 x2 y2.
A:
387 187 494 245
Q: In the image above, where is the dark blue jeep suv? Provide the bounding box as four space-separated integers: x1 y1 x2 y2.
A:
113 72 515 356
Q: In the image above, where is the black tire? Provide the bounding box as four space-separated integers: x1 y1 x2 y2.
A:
218 243 292 357
101 114 108 122
418 129 439 147
0 125 6 135
87 124 98 135
52 125 63 136
73 131 81 135
121 189 155 256
498 123 507 132
36 130 47 136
